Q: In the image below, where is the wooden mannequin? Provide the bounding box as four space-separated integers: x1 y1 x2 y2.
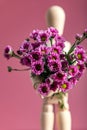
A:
41 6 72 130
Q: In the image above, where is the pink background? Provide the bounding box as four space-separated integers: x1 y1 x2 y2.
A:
0 0 87 130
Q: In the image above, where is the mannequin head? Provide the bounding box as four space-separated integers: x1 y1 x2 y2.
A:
46 5 65 35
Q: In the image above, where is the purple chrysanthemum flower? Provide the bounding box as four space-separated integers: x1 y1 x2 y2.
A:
47 52 59 61
77 62 85 72
47 27 58 38
50 80 59 91
61 60 69 71
31 61 44 75
38 83 50 96
50 45 62 54
55 71 67 81
39 45 49 55
20 55 31 67
31 51 42 61
68 65 78 77
60 54 65 60
30 29 39 40
68 77 77 86
48 60 61 72
37 30 50 42
74 46 87 62
75 72 83 81
55 41 65 50
45 77 53 84
19 40 31 53
31 42 42 50
55 35 65 43
59 80 72 92
4 45 13 59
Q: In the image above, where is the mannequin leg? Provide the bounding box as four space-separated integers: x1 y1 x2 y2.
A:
56 93 72 130
41 99 54 130
31 76 55 130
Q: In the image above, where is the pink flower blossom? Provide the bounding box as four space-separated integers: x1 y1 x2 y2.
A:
74 46 87 62
31 51 42 61
48 60 61 72
31 61 44 75
59 80 72 92
20 55 31 67
68 65 79 77
50 80 59 91
38 83 50 96
47 27 58 38
19 40 31 52
30 29 39 40
37 30 50 42
4 45 13 59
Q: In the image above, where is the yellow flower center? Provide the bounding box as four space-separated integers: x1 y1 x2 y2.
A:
52 56 56 60
41 37 46 41
69 68 74 73
78 65 80 69
77 54 82 59
62 83 67 89
54 49 58 53
41 50 46 54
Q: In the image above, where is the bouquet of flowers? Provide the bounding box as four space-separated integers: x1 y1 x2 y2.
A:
4 27 87 106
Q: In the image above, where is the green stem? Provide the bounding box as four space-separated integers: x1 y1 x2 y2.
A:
12 68 30 71
8 66 30 72
50 38 53 46
13 52 21 59
68 34 87 55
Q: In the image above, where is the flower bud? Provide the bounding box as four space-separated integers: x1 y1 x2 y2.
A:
17 50 23 55
83 29 87 37
75 34 82 40
8 66 12 72
4 45 13 59
25 38 30 41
